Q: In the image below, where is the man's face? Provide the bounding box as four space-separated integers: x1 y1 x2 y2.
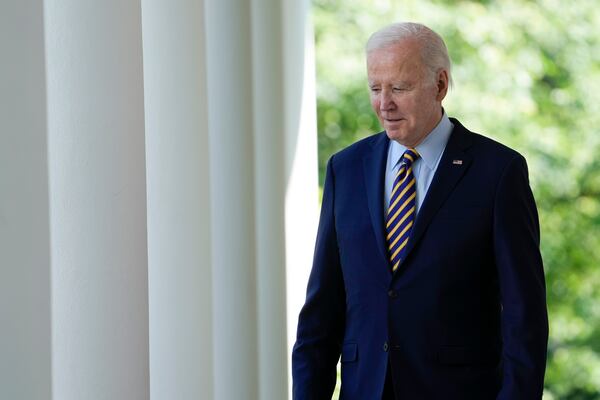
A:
367 39 447 147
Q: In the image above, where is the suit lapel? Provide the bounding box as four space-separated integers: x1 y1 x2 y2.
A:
363 132 391 272
399 119 474 267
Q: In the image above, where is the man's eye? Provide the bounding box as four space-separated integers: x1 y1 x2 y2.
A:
370 87 381 93
393 87 405 92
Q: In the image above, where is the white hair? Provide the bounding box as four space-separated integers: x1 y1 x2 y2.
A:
366 22 453 87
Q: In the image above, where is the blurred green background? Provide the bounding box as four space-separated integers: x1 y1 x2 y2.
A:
312 0 600 398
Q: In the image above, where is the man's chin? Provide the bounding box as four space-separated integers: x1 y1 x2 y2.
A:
384 129 407 143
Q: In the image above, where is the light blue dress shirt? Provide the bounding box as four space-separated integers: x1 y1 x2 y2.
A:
384 113 454 215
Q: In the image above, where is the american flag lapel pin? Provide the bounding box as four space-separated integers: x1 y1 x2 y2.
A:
452 159 463 165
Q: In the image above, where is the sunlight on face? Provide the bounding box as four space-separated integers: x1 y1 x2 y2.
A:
367 39 448 147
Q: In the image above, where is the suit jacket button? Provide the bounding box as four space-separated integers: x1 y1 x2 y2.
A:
388 289 397 298
383 341 389 352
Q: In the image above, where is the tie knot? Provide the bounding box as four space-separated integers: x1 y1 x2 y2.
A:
401 148 419 167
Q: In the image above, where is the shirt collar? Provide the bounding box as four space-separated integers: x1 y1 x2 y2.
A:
389 111 453 170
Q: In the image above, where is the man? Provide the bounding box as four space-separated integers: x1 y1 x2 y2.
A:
292 22 548 399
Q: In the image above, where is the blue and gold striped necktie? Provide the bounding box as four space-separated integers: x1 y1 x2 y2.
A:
386 148 420 272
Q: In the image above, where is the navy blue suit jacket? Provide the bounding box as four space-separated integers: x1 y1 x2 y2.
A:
292 118 548 399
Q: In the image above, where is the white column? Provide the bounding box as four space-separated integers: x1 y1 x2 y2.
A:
0 1 52 399
141 0 314 397
283 1 320 398
251 1 288 399
45 1 150 399
205 0 259 398
206 0 316 398
141 0 213 399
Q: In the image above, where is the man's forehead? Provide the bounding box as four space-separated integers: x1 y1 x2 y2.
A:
368 44 423 68
367 51 423 73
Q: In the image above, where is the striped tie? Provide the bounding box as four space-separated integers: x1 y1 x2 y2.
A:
386 148 419 272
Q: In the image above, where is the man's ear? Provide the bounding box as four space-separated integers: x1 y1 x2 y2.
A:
436 69 449 101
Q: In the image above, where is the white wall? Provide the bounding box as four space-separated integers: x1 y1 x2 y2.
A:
251 0 290 398
0 1 52 398
45 0 150 398
204 0 260 398
142 0 214 398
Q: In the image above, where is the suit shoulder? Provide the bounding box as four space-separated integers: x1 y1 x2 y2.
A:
451 118 522 161
465 129 524 165
328 131 386 168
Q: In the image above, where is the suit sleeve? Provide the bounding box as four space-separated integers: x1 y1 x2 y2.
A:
494 154 549 399
292 156 346 399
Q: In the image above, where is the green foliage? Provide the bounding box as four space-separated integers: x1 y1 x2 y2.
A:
313 0 600 398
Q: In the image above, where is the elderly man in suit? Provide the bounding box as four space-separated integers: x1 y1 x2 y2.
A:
292 22 548 399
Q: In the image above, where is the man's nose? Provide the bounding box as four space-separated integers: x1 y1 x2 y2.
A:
379 90 395 111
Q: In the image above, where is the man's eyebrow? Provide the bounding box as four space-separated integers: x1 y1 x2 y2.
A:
368 81 412 87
